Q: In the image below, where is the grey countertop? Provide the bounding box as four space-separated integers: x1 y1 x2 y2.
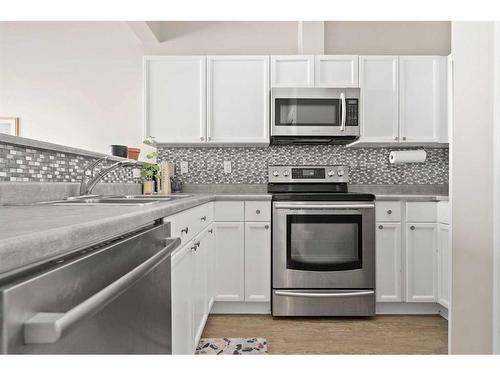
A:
0 190 449 277
375 194 449 202
0 193 271 277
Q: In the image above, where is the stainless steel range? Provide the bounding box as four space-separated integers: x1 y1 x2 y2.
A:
268 165 376 317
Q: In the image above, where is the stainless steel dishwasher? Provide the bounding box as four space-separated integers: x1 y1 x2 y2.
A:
0 222 180 354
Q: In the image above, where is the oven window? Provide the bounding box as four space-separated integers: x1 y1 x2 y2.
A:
286 214 362 271
275 98 340 127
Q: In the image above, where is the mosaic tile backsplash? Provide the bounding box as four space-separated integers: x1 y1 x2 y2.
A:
158 145 449 185
0 142 140 183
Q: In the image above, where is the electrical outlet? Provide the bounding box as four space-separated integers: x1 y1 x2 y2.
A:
223 160 232 174
180 161 189 174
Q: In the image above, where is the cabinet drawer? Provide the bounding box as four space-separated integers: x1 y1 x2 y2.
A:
245 201 271 222
437 201 450 225
169 202 214 245
214 201 244 221
406 202 437 222
375 201 401 222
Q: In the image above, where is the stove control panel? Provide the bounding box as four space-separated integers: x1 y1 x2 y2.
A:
268 165 349 183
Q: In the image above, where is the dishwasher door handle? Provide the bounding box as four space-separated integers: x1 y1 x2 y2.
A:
23 237 181 344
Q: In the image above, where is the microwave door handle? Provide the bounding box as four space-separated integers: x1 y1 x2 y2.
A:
23 238 181 344
340 92 346 131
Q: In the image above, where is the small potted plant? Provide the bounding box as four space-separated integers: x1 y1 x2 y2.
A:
142 136 160 194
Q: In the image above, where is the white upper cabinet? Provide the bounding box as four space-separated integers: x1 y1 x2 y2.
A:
399 56 446 143
270 55 315 87
315 55 359 87
144 56 206 143
359 56 399 143
207 56 269 143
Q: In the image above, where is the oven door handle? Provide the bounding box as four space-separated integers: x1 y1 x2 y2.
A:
274 290 374 298
273 203 374 210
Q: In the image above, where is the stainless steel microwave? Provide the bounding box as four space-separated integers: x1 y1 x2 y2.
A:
270 88 360 145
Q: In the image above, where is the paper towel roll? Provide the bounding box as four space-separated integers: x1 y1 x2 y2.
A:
389 150 427 164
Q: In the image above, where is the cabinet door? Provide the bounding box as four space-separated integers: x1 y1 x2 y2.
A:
271 55 314 87
144 56 206 143
376 223 402 302
359 56 399 143
437 224 450 308
214 222 245 301
207 56 269 143
399 56 443 143
244 222 271 302
192 228 211 348
171 243 194 354
405 223 437 302
206 225 217 310
315 55 359 87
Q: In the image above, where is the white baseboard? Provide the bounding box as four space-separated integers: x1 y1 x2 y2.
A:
210 301 271 314
376 302 446 315
438 306 449 320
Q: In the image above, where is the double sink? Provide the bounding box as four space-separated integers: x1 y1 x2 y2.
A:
47 194 193 206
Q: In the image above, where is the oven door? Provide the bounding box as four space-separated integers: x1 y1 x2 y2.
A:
272 201 375 289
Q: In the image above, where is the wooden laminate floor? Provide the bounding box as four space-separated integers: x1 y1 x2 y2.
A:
201 314 448 354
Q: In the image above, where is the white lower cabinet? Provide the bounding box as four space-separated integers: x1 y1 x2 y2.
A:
171 241 194 354
244 222 271 302
375 223 402 302
405 223 437 302
172 220 215 354
214 222 245 301
437 223 450 308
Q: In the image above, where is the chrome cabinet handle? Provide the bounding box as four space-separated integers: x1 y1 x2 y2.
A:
256 209 261 214
201 216 207 221
23 238 181 344
191 245 198 252
265 225 269 230
410 225 416 230
394 136 398 140
387 210 392 214
200 136 204 141
402 137 407 141
194 241 200 247
378 225 384 230
274 290 374 298
181 227 189 234
208 229 213 234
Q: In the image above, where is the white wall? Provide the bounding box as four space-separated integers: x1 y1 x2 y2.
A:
451 21 494 354
0 22 144 154
0 21 451 155
494 21 500 355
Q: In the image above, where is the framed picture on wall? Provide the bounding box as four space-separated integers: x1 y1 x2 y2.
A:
0 117 20 136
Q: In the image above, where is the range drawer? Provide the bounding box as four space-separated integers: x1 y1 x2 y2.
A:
406 202 437 222
272 289 375 317
244 201 271 222
169 202 214 245
375 201 402 222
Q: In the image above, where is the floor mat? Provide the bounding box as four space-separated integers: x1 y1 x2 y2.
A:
195 337 268 354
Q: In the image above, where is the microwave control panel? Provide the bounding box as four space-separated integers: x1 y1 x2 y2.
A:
346 99 358 126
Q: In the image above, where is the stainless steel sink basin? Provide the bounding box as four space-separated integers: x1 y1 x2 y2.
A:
52 198 160 206
48 194 192 206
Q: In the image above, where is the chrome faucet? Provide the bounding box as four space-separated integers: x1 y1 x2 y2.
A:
79 157 140 196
